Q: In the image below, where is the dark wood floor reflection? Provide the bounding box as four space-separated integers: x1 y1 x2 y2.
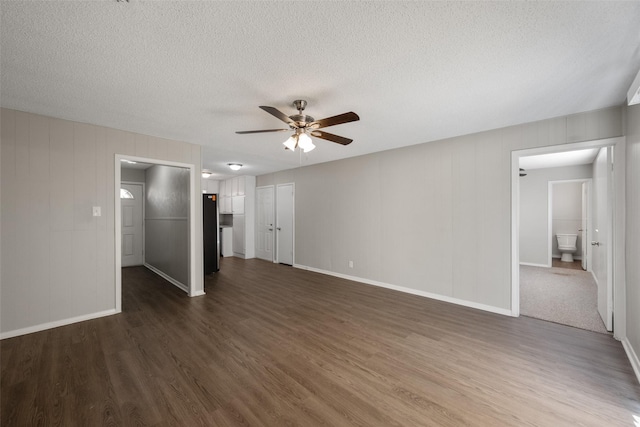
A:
2 258 639 426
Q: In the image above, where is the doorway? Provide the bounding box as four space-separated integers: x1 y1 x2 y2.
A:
511 137 625 337
276 183 294 265
115 155 201 314
548 179 591 270
121 182 144 267
255 186 275 262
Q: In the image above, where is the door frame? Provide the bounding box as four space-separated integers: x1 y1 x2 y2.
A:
115 154 201 314
511 137 626 339
121 181 146 267
276 182 295 265
255 185 275 262
547 178 592 269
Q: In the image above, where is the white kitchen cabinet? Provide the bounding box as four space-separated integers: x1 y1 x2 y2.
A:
232 215 245 255
221 196 232 214
232 196 245 214
225 176 247 197
218 179 232 213
201 179 219 194
230 177 239 196
237 177 246 195
225 175 255 259
221 227 233 257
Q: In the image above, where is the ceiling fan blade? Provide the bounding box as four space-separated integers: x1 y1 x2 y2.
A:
310 130 353 146
235 129 289 134
259 106 296 126
309 111 359 129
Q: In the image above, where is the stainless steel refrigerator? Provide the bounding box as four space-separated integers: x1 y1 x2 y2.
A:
203 193 220 274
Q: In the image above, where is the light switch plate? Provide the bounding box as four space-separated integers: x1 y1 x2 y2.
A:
93 206 101 217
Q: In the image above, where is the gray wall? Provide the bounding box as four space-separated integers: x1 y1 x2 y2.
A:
519 165 592 266
0 108 203 337
121 167 146 183
258 107 623 313
145 165 190 287
625 104 640 362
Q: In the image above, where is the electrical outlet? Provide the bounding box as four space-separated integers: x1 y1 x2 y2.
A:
348 260 354 268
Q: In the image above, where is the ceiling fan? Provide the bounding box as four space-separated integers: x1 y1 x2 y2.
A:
235 100 359 152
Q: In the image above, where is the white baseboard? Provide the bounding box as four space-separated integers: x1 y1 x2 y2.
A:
520 262 550 268
190 290 206 297
144 263 188 294
293 264 513 317
621 337 640 386
0 309 118 340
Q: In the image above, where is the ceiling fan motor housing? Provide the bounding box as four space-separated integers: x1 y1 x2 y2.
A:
289 114 315 128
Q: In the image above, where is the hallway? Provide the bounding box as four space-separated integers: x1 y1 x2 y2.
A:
520 264 608 334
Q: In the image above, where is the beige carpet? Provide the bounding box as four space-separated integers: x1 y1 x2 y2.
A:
520 265 609 334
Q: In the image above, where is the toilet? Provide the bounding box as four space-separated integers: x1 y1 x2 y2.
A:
556 234 578 262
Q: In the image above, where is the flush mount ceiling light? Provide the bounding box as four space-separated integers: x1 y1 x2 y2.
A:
201 169 213 178
228 163 242 171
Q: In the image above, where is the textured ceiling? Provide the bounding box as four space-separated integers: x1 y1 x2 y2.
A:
2 1 640 179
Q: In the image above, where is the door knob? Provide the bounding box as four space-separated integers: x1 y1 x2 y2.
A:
268 228 273 231
591 241 600 246
277 227 281 231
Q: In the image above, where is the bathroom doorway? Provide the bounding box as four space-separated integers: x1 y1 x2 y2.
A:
519 158 602 332
511 137 625 336
548 179 591 270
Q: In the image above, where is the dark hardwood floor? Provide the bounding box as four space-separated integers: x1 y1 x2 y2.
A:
2 257 640 426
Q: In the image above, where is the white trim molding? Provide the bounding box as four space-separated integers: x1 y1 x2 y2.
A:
144 263 188 293
519 262 550 268
0 309 118 340
622 338 640 386
294 264 514 317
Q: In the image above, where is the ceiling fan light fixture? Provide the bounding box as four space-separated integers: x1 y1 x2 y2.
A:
237 100 359 151
228 163 242 171
297 133 315 152
283 135 298 151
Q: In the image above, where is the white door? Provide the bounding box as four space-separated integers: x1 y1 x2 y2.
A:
593 147 613 331
121 183 144 267
276 183 294 265
255 186 274 261
581 182 588 271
